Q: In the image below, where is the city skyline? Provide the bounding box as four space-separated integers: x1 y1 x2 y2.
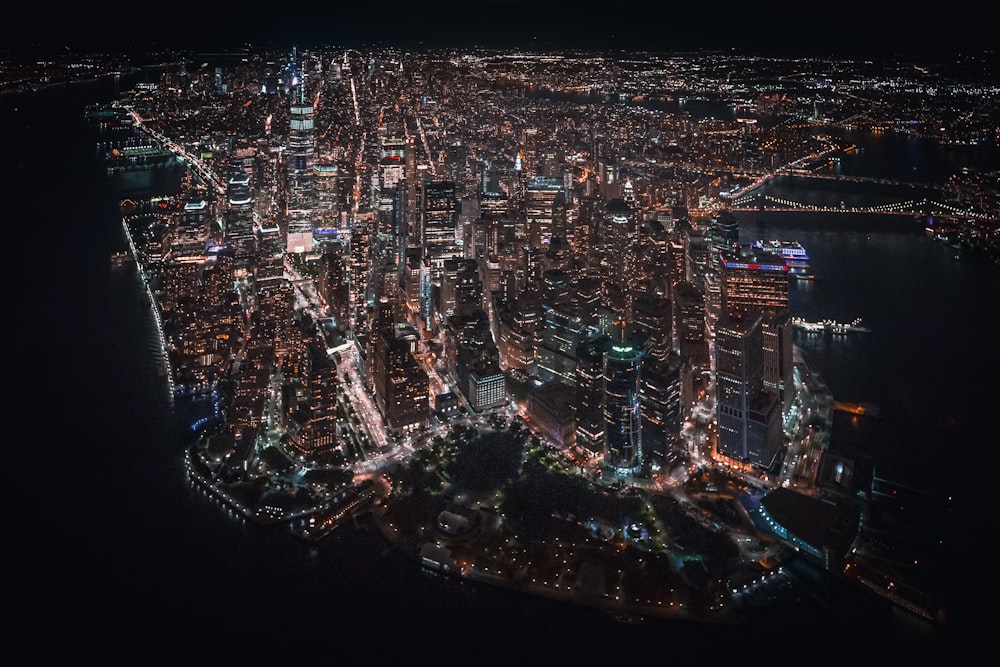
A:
87 44 982 630
11 27 995 652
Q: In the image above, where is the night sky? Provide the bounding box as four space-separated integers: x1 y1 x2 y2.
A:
7 1 994 58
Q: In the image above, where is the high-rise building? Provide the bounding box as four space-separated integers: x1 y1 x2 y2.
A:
286 86 316 253
317 250 351 334
666 233 687 298
421 180 462 327
349 215 373 336
524 175 565 248
715 309 783 469
403 246 423 316
570 275 603 328
761 308 795 419
717 244 792 424
671 279 709 416
603 328 643 476
672 280 708 365
718 244 789 315
707 208 740 261
536 283 593 386
575 334 613 455
633 289 672 362
438 257 482 322
639 352 683 460
372 322 430 432
603 197 639 295
453 258 483 319
494 290 539 372
422 180 461 263
446 310 506 413
480 189 510 219
313 163 341 245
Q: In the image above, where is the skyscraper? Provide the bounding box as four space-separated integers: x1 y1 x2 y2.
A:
603 323 643 476
672 280 708 366
422 180 462 277
718 244 792 422
714 309 783 469
372 322 430 432
602 197 639 321
575 334 612 455
286 82 316 253
639 352 683 460
718 244 789 315
524 175 566 248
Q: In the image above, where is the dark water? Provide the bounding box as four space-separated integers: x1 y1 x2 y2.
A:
14 73 986 646
737 130 1000 499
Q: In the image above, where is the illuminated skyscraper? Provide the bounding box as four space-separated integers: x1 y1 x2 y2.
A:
715 309 783 469
718 244 793 420
313 163 341 243
707 208 740 259
603 197 639 318
372 322 430 431
286 79 316 253
639 352 683 460
575 334 612 455
603 323 643 476
718 244 789 315
672 280 708 366
524 175 565 248
537 269 594 386
633 290 672 362
422 180 461 267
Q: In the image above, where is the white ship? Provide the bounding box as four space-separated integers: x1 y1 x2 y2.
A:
753 240 813 279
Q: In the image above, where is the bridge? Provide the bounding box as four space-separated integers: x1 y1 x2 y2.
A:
770 168 939 189
726 191 985 219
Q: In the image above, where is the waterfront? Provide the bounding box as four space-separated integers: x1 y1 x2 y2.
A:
15 66 991 645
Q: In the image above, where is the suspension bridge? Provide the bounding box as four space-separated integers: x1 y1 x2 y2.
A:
726 191 986 219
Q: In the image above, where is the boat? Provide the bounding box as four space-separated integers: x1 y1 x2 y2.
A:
752 240 812 279
110 250 133 266
791 317 870 334
611 612 642 624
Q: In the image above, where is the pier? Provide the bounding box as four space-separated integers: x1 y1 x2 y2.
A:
291 479 378 542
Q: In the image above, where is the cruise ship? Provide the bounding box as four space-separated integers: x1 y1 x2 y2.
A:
753 240 813 279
